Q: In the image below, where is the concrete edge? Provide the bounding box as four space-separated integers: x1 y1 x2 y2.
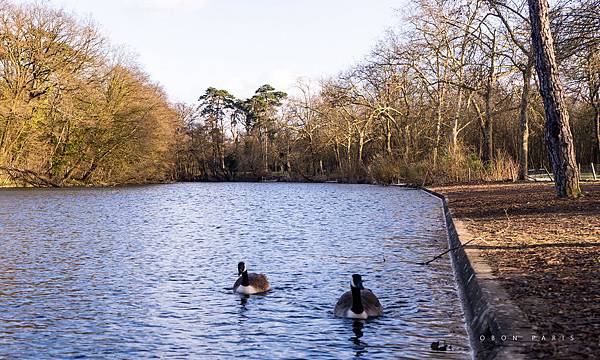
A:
420 187 535 360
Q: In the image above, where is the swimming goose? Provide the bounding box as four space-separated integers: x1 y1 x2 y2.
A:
334 274 383 319
233 262 270 294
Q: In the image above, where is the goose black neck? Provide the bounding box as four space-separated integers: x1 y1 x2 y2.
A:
351 287 364 314
241 271 250 286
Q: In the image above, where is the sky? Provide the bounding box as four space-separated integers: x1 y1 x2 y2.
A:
33 0 405 103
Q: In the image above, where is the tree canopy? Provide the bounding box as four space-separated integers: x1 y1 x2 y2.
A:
2 0 598 189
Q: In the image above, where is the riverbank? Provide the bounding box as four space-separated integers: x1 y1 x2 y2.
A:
432 182 600 359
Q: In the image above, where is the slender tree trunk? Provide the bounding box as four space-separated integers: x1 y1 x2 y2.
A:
220 148 225 170
346 122 352 167
594 103 600 163
585 50 600 164
310 138 317 176
472 101 485 158
334 136 342 170
220 117 225 170
433 111 441 167
286 137 291 173
432 59 447 169
450 88 463 155
386 117 392 156
263 129 268 174
483 33 496 164
518 58 534 180
594 105 600 163
358 132 365 165
528 0 581 197
433 88 444 168
404 125 411 161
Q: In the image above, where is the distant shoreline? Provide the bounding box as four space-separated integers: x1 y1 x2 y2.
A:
3 178 596 191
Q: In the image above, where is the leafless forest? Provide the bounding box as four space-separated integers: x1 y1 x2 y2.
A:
1 0 598 188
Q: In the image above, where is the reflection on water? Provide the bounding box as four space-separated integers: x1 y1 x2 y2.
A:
351 320 368 357
0 183 470 359
240 295 249 308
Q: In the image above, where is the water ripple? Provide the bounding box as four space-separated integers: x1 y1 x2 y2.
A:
0 183 469 359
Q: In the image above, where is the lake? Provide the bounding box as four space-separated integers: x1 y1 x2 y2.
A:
0 183 470 359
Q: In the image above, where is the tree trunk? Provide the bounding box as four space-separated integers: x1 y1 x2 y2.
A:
308 133 317 176
518 58 534 180
286 138 291 173
528 0 581 197
385 117 392 156
404 125 411 161
346 121 352 166
585 49 600 164
220 118 225 170
263 130 268 174
450 88 463 155
594 103 600 163
433 90 444 168
432 59 447 169
334 136 342 170
358 132 365 165
483 33 496 164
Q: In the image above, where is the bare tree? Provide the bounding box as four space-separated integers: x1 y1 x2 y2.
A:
528 0 581 197
488 0 535 179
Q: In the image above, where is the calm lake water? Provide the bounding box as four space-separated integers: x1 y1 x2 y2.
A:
0 183 470 359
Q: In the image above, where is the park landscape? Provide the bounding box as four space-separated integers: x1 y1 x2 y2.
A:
0 0 598 359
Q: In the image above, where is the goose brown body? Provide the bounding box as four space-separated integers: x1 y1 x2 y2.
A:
334 274 382 319
334 289 383 317
233 273 270 294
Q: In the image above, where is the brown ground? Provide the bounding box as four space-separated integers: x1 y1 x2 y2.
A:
432 182 600 359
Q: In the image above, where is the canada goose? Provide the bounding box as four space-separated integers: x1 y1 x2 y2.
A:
334 274 383 319
233 262 270 294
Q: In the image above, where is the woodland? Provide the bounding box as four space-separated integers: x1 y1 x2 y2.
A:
1 0 598 197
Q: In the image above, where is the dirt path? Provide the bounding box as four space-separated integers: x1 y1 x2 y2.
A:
433 182 600 359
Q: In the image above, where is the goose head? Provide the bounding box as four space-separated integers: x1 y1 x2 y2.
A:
238 261 247 275
350 274 364 290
